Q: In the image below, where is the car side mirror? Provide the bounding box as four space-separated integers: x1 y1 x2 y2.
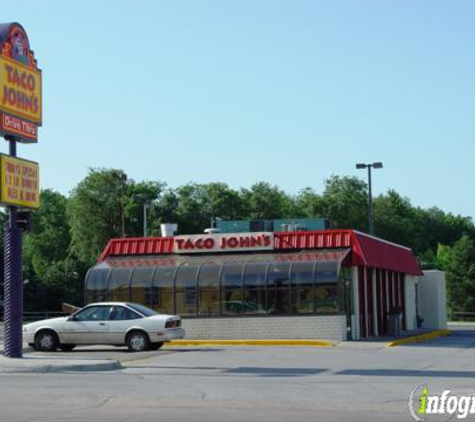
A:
67 315 77 321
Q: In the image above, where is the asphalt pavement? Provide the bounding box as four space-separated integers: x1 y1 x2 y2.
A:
0 325 474 421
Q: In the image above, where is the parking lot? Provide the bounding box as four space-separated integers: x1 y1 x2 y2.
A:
0 325 474 421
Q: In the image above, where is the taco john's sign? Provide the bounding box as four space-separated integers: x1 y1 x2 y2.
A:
173 232 274 254
0 22 42 143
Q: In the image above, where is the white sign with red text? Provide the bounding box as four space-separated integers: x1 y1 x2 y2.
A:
173 232 274 254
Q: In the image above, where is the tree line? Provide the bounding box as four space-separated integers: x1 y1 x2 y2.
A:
1 168 474 315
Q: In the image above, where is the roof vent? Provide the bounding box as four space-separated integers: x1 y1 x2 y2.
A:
204 228 220 234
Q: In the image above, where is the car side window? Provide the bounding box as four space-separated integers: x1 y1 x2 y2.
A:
110 306 142 321
74 306 111 321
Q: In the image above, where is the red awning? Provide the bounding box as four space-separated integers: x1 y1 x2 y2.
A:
102 249 351 269
98 230 421 275
274 230 422 275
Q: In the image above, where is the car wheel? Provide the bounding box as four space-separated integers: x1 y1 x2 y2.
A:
150 342 164 350
59 344 76 352
126 331 150 352
35 330 59 352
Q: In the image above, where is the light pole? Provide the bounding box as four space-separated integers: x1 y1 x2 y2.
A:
112 172 127 238
132 194 152 237
356 162 383 236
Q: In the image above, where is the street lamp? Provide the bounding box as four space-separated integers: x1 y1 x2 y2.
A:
112 171 127 238
132 194 152 237
356 162 383 236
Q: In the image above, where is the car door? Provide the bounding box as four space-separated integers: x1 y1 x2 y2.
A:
108 305 143 344
61 305 112 345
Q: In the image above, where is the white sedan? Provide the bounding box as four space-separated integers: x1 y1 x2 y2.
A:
23 302 185 352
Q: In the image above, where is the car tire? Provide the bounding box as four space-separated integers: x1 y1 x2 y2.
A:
35 330 59 352
126 331 150 352
150 342 164 350
59 344 76 352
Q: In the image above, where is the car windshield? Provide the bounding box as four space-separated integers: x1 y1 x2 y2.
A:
126 303 158 317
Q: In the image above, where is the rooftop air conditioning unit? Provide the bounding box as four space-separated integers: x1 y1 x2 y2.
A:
160 223 178 237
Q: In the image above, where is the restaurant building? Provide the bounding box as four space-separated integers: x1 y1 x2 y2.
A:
85 222 444 341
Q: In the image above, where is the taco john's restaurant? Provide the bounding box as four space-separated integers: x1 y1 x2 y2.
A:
86 229 446 341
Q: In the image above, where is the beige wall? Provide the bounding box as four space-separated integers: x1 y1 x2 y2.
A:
418 270 447 330
404 276 417 330
182 315 347 341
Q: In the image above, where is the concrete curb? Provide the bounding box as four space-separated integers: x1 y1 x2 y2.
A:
0 356 123 373
386 329 451 347
167 339 335 347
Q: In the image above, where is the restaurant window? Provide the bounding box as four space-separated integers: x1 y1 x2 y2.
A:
153 266 175 314
109 268 132 302
242 263 267 315
130 267 155 307
221 263 244 315
198 265 221 316
175 264 198 316
315 261 340 314
291 261 315 314
85 267 109 303
267 262 290 314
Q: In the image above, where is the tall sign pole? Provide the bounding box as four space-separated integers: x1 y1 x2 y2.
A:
0 23 42 358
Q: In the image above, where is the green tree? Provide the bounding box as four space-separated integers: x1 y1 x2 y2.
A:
23 189 86 310
437 236 475 313
157 183 246 234
125 180 165 237
240 182 294 220
413 207 475 254
201 183 246 221
293 188 324 218
373 190 416 246
24 190 70 277
318 175 368 230
68 169 126 266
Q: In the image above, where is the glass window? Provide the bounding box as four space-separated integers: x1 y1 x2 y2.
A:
267 262 290 314
175 264 198 316
291 261 315 314
315 261 340 313
198 265 221 316
242 263 267 315
127 303 157 317
316 261 339 283
315 283 339 314
110 306 142 320
221 263 244 315
130 268 155 306
74 305 111 321
108 268 132 302
85 268 109 303
152 267 175 314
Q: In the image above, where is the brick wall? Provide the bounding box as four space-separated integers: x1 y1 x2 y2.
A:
181 315 347 341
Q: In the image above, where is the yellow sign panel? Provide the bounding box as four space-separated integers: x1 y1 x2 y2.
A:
0 56 42 124
0 154 39 208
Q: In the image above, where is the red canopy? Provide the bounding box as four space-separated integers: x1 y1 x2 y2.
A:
98 229 421 276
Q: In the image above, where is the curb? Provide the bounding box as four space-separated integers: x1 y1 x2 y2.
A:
386 329 451 347
167 339 335 347
0 357 122 373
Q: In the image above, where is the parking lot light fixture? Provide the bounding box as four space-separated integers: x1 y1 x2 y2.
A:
355 162 384 236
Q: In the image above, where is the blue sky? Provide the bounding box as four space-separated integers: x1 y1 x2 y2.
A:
1 1 474 219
